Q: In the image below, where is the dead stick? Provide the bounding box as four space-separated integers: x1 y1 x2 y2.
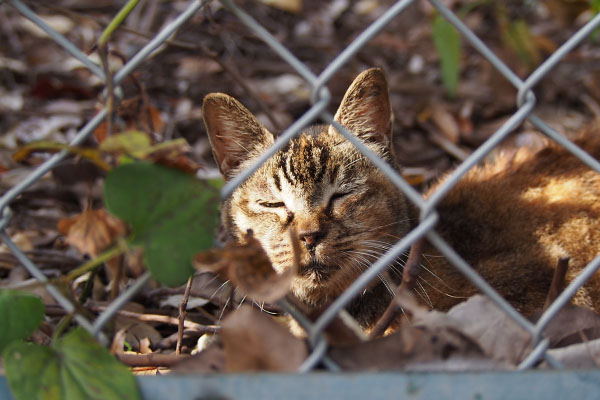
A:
400 238 425 291
176 275 194 355
89 305 219 334
116 352 189 368
543 257 570 311
369 239 425 338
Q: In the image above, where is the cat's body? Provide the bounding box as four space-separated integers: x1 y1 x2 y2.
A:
202 68 600 329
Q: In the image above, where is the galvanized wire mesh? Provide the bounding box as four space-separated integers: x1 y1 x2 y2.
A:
3 0 600 373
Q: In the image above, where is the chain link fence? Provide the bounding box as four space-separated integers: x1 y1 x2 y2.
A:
2 0 600 378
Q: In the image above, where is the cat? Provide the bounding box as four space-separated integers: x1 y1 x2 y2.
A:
202 68 600 330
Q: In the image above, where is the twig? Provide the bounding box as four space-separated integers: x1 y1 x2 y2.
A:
89 304 220 334
401 238 425 291
369 238 425 339
176 275 194 355
115 352 189 367
543 257 570 311
156 329 205 350
63 244 126 282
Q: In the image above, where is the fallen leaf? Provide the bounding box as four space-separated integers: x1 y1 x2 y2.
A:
93 97 165 143
171 339 226 373
220 305 307 371
447 295 532 364
258 0 302 13
194 230 298 303
58 208 126 257
329 320 484 371
535 305 600 348
545 337 600 368
431 102 460 143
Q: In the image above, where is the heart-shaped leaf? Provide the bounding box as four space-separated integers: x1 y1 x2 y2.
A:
0 290 44 353
103 162 219 285
3 328 140 400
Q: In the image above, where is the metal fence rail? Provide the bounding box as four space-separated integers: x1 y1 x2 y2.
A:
2 0 600 376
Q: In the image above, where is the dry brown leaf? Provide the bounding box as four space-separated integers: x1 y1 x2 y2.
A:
194 231 297 303
329 320 484 371
535 305 600 348
258 0 302 14
171 339 226 373
546 337 600 368
93 96 165 143
431 102 460 144
327 290 484 370
109 326 128 355
220 305 307 372
447 295 532 365
58 208 126 257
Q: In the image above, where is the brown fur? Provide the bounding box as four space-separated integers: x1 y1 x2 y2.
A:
202 68 600 329
424 134 600 315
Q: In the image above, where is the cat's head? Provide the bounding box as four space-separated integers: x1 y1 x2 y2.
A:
202 68 412 307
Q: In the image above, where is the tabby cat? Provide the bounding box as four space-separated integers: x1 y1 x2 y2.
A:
202 68 600 329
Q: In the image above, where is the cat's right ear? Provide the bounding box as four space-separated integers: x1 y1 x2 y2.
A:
202 93 274 180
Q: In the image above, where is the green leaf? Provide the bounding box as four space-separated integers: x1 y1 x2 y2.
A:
0 290 44 353
103 162 220 285
432 13 461 98
3 328 140 400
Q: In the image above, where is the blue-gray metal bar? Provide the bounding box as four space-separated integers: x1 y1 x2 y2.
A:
0 230 103 343
423 95 536 216
8 0 106 79
314 0 415 97
219 0 318 86
517 12 600 106
113 0 208 85
310 214 437 337
91 272 152 336
0 110 107 213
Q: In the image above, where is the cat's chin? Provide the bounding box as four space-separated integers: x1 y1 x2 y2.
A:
299 261 340 282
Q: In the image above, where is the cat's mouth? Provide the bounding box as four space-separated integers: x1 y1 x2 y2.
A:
299 261 340 281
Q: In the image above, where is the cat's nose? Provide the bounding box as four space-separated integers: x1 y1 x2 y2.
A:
298 230 323 249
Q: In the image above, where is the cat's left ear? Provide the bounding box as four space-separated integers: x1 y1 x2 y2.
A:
330 68 393 149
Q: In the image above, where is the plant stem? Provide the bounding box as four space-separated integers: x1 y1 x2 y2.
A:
98 0 141 47
65 245 126 283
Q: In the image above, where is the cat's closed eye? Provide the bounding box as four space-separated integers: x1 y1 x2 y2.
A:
327 192 351 208
258 201 285 208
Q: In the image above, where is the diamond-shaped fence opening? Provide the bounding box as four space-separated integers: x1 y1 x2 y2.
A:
2 0 600 380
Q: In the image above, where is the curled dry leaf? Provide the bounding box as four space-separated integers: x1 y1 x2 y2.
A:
220 305 307 372
447 295 532 365
194 230 298 303
430 102 460 144
535 305 600 348
171 339 225 373
546 337 600 368
329 290 485 371
58 208 126 257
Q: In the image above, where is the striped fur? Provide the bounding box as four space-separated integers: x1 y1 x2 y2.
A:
203 69 413 327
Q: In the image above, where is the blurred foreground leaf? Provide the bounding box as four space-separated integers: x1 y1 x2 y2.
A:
104 162 219 285
0 290 44 353
4 328 140 400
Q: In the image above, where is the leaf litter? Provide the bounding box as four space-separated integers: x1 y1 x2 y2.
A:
1 0 600 386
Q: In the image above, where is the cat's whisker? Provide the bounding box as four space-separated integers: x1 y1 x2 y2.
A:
417 275 470 299
217 296 231 325
209 279 231 301
237 295 248 309
415 281 433 308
